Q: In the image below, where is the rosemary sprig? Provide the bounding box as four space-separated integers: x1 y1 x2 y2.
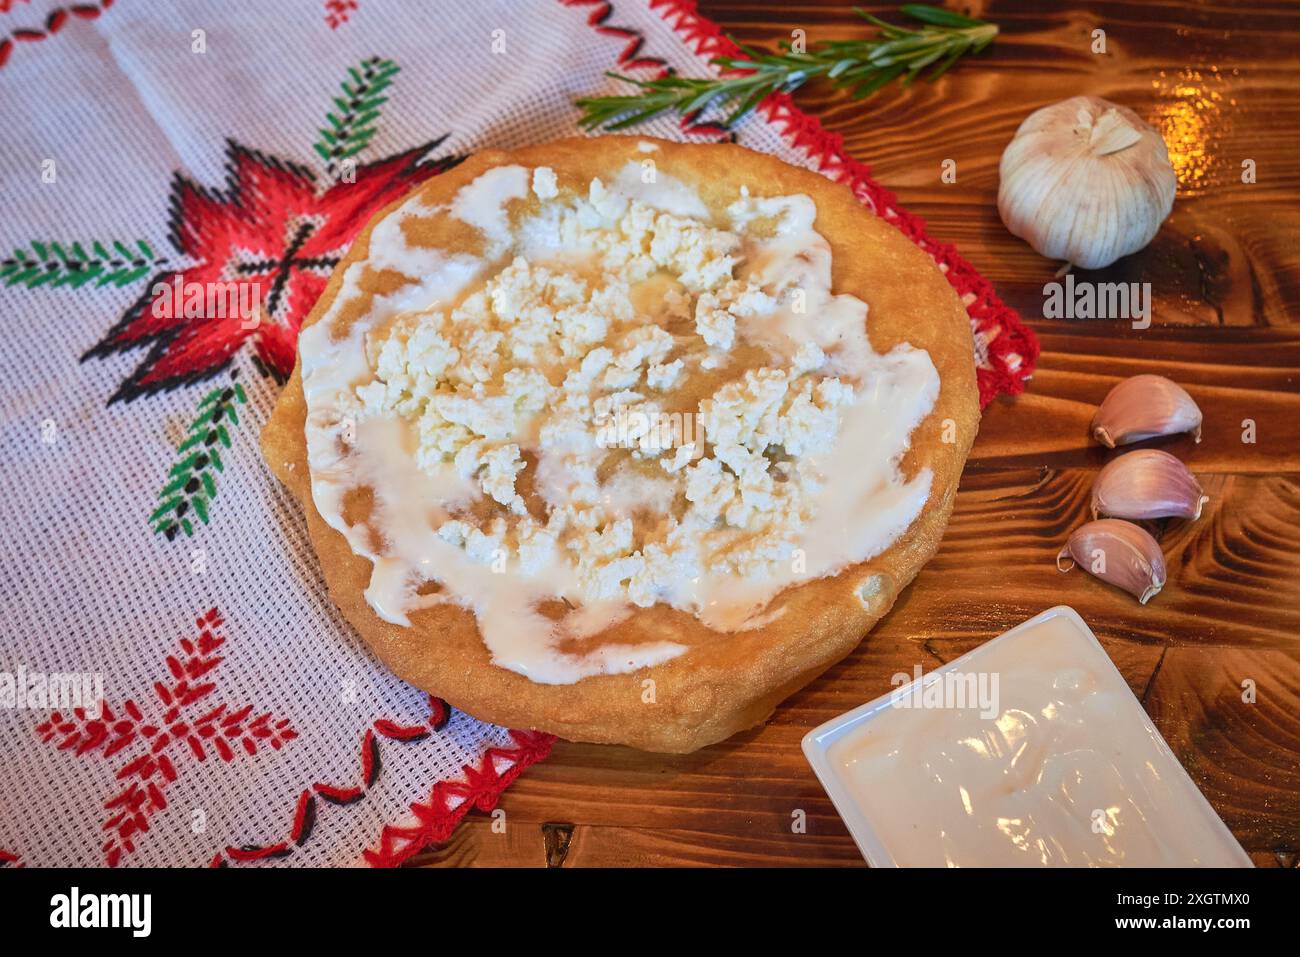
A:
576 5 998 131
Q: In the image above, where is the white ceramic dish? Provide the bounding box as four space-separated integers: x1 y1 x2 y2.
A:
802 605 1252 868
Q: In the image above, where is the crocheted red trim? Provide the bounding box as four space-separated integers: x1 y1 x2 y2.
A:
0 1 113 71
565 0 1038 406
363 728 555 867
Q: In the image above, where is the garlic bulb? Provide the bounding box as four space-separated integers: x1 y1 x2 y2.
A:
998 96 1176 269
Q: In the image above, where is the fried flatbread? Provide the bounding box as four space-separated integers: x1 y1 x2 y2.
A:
263 136 978 752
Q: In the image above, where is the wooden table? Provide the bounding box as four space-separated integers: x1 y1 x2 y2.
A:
414 0 1300 867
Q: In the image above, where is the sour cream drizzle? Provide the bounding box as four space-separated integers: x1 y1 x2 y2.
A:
299 152 940 684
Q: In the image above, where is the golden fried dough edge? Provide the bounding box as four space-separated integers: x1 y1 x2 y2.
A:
263 135 979 753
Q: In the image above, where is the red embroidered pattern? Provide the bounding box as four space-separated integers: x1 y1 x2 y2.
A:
566 0 667 71
34 608 298 867
209 692 554 868
0 1 112 71
212 694 451 865
83 138 462 404
324 0 358 30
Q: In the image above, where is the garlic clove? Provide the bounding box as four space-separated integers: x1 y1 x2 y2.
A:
1091 449 1209 521
1057 519 1167 604
997 95 1176 270
1090 374 1203 448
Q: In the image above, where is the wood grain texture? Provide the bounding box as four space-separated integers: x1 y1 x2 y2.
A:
415 0 1300 867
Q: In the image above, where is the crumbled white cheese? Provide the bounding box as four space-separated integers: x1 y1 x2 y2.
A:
694 292 736 351
357 164 868 602
646 358 684 391
793 341 826 375
532 166 559 201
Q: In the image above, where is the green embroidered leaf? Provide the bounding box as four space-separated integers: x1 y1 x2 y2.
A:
314 57 402 178
159 475 189 497
151 374 247 541
1 239 164 290
169 454 200 478
151 498 183 522
3 264 40 287
62 265 102 289
113 265 152 286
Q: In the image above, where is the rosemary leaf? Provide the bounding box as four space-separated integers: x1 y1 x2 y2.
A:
574 4 998 131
